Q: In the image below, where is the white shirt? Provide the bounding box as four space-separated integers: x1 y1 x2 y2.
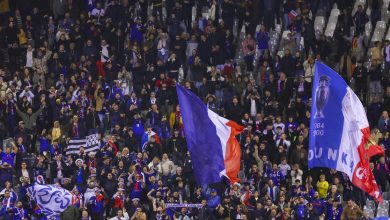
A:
91 8 105 17
250 99 257 117
26 50 34 67
19 90 35 104
278 164 291 176
109 212 129 220
56 161 63 179
298 82 304 92
22 169 29 178
291 169 303 185
101 45 109 62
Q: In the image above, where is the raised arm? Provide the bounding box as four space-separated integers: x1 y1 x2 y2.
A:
11 142 18 154
147 189 155 201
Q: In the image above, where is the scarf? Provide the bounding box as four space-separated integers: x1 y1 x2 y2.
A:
174 111 182 129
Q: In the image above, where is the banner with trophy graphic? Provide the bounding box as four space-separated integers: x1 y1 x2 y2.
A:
309 62 384 201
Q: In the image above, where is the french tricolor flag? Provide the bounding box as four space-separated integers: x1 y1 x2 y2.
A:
288 10 298 20
309 62 384 202
176 84 243 185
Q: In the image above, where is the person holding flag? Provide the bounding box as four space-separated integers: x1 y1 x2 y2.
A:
309 61 385 202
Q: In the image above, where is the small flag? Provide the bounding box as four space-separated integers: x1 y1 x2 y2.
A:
141 130 161 151
66 133 100 155
288 10 298 19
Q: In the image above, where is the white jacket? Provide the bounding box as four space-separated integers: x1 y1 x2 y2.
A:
109 212 129 220
158 159 175 176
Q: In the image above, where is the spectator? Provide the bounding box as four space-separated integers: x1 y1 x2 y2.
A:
378 110 389 133
353 5 369 35
341 199 365 220
316 174 329 199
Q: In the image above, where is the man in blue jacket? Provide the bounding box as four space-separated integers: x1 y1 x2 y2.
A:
0 190 17 220
207 189 220 209
90 188 105 220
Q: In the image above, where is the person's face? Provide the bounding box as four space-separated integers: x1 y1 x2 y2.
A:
4 191 10 198
16 201 22 208
280 73 286 80
5 182 11 188
252 165 257 171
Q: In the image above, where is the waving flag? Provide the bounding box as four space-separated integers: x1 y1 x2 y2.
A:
309 62 384 201
66 133 100 155
27 184 75 219
176 84 243 185
141 130 161 151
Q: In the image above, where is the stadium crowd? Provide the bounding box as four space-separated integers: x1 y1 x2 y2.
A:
0 0 389 219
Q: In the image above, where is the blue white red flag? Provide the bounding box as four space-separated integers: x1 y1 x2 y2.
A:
309 62 384 201
27 184 76 219
176 84 243 185
141 130 161 151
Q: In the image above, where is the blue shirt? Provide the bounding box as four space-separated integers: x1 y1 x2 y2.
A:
207 195 220 209
0 152 15 167
39 137 50 153
12 207 27 220
310 198 325 215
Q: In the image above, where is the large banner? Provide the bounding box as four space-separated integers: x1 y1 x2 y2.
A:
309 62 383 201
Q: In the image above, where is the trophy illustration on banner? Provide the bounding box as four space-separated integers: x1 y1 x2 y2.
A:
315 75 330 118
